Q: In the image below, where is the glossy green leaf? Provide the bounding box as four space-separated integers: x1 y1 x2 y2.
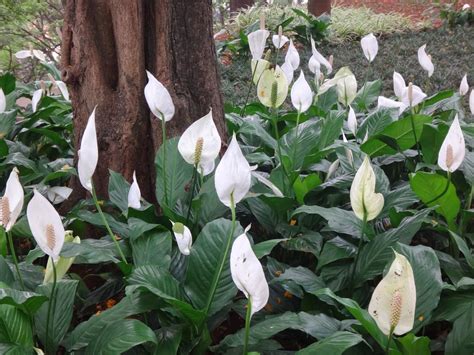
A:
297 331 364 355
0 305 33 348
131 230 171 268
108 170 131 212
445 303 474 355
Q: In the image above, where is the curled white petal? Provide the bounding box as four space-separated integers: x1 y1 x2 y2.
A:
311 37 332 74
281 61 294 85
252 172 283 197
347 106 357 136
462 4 471 10
0 89 5 113
1 168 24 232
369 251 416 336
459 74 469 96
215 134 252 207
171 222 192 255
470 89 474 115
78 108 98 192
27 190 65 261
438 115 465 172
285 39 300 70
128 171 141 209
15 50 33 59
55 81 70 101
230 229 269 316
377 96 407 115
350 156 384 221
308 55 321 77
417 44 434 77
361 33 378 62
47 186 72 204
393 72 406 100
272 34 289 49
401 84 426 107
248 29 269 60
32 50 46 62
291 71 313 113
32 89 43 112
144 70 175 121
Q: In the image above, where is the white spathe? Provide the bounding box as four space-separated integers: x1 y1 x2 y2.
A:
178 109 221 175
401 84 426 107
285 39 300 70
470 89 474 115
257 65 289 108
248 29 270 60
308 55 321 77
393 72 406 100
438 115 465 173
281 61 294 85
291 71 313 113
32 89 43 113
0 88 6 113
144 70 175 121
311 37 332 74
27 190 65 261
347 106 357 136
319 67 357 106
215 134 252 207
350 156 384 221
43 234 80 284
417 44 434 77
128 171 141 209
368 251 416 336
459 74 469 96
47 186 73 205
361 33 378 62
0 168 24 232
171 222 192 255
272 34 289 49
377 96 407 115
251 59 271 85
77 108 98 192
230 225 269 316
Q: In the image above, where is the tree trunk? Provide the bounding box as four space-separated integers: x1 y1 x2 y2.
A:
308 0 331 16
230 0 254 13
61 0 225 202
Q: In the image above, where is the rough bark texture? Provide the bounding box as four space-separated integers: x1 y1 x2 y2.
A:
230 0 254 13
308 0 331 16
61 0 225 202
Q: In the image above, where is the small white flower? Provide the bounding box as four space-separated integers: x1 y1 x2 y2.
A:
248 29 270 60
311 37 332 74
171 222 192 255
272 34 289 49
308 55 321 78
32 89 43 112
377 96 407 115
77 108 98 192
401 84 426 107
144 71 175 121
285 39 300 70
393 72 406 100
0 168 24 232
47 186 72 204
128 171 141 209
459 74 469 96
361 33 378 62
417 44 434 77
462 4 471 10
0 88 6 113
347 106 357 136
470 89 474 115
281 61 294 85
291 71 313 113
438 115 465 173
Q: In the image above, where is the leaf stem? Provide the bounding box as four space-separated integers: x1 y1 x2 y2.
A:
91 185 128 265
45 259 57 353
161 114 169 206
243 296 252 355
6 230 25 290
349 213 367 292
272 108 289 190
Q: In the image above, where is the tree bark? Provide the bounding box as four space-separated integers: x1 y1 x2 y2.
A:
61 0 225 202
230 0 254 13
308 0 331 16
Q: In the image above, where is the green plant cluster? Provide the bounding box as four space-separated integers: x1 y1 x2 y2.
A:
436 1 473 28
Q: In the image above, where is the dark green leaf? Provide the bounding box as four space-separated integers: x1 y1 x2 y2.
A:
297 331 364 355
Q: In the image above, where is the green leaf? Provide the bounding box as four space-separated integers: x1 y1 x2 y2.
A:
85 319 157 355
0 305 33 348
154 326 182 355
0 286 47 314
357 108 395 141
396 333 431 355
313 288 388 349
64 290 159 351
409 172 460 223
155 137 194 212
0 111 17 138
275 266 326 298
34 280 78 354
61 238 121 264
0 256 14 285
253 239 287 259
131 230 171 268
361 114 432 157
0 73 16 94
449 231 474 269
434 290 474 322
420 123 449 165
354 79 382 110
317 237 356 271
184 218 243 316
297 331 364 355
193 176 227 226
108 170 131 212
293 174 321 204
445 303 474 355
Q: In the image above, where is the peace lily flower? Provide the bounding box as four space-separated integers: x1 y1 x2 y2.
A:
291 71 313 113
15 49 47 62
272 34 289 49
393 72 406 100
347 106 357 136
285 39 300 70
319 67 357 106
401 83 426 107
27 190 65 262
350 156 384 221
311 37 332 74
459 74 469 96
257 65 289 108
32 89 43 113
470 89 474 115
251 59 271 84
77 108 98 192
342 131 354 167
171 222 192 255
368 251 416 336
377 96 407 115
230 225 269 316
0 168 24 232
178 109 221 175
361 33 378 62
248 29 270 60
128 171 141 209
47 186 72 204
47 74 70 101
438 115 465 173
215 134 252 207
0 88 6 113
43 233 80 284
326 159 340 181
308 55 321 79
417 44 434 77
281 61 294 85
144 70 175 121
463 3 471 10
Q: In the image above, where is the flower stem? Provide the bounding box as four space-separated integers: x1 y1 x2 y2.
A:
241 62 258 117
6 230 25 290
185 167 198 225
161 114 169 206
349 213 367 292
243 296 252 355
272 108 289 190
385 327 394 354
200 193 236 332
45 259 57 353
409 106 422 160
91 185 128 265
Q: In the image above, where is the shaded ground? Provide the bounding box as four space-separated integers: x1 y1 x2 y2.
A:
220 26 474 107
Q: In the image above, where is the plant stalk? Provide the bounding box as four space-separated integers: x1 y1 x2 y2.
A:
161 114 169 206
243 296 252 355
409 106 422 160
6 230 25 290
186 166 198 225
241 61 258 117
349 213 367 292
45 260 57 353
385 327 394 354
